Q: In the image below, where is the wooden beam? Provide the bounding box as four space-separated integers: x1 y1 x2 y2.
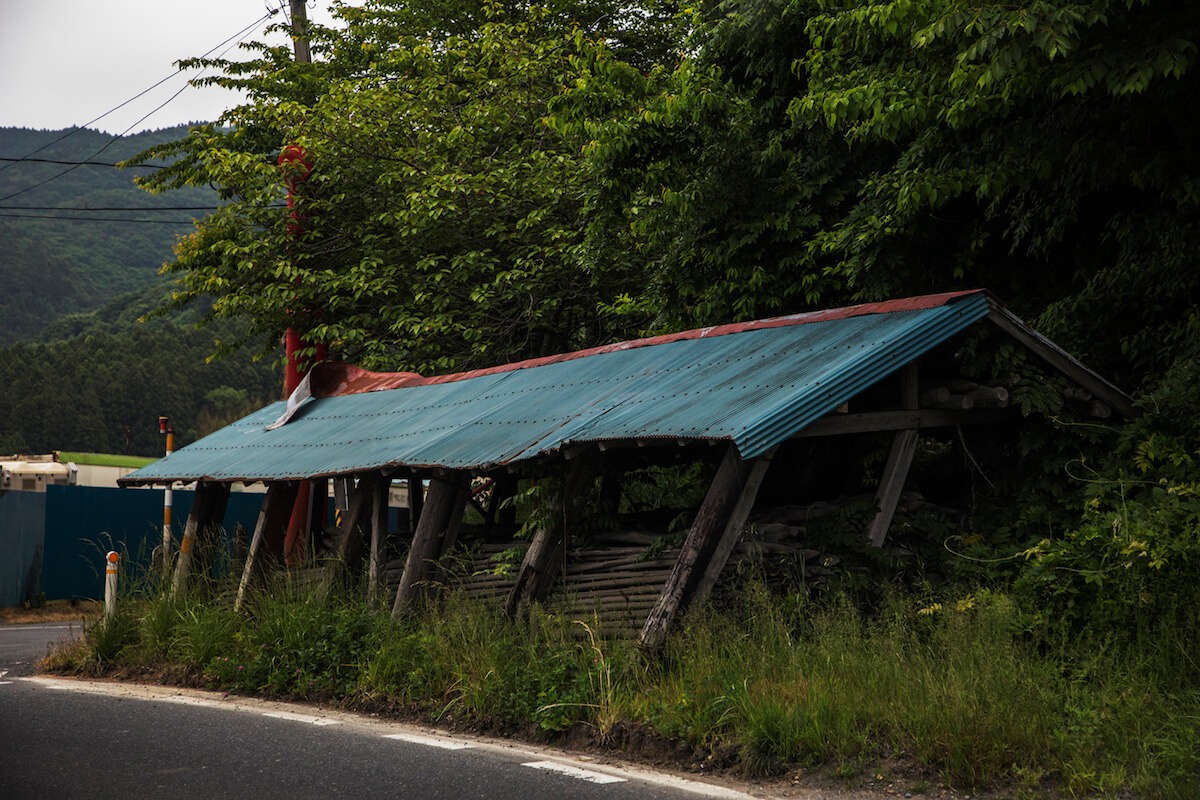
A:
866 428 919 547
407 477 424 535
392 471 467 615
639 445 759 651
235 482 300 611
986 306 1136 418
791 408 1007 438
171 485 208 597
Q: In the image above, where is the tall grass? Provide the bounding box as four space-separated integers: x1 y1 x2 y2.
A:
637 586 1060 785
71 574 1200 797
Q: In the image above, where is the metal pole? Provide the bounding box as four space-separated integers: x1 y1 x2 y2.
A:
104 551 119 620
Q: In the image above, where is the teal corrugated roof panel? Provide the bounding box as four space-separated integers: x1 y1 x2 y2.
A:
122 291 992 485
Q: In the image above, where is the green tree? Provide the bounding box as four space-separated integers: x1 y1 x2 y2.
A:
130 0 678 373
573 0 1200 385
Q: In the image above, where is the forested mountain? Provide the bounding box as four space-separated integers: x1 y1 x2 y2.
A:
0 125 220 344
0 289 280 457
0 126 278 457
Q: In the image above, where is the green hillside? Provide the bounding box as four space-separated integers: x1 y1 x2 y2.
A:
0 125 219 344
0 126 279 456
0 306 281 457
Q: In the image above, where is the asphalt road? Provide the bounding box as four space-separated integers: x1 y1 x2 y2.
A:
0 630 760 800
0 622 82 677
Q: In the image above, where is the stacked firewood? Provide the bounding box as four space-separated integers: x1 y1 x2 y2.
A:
369 493 964 637
918 378 1010 411
919 376 1112 418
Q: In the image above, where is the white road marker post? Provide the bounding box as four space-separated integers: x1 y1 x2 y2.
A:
104 551 119 620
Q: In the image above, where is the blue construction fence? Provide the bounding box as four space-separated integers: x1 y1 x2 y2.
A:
0 485 266 607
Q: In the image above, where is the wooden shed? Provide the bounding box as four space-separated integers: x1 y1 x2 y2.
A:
120 290 1134 647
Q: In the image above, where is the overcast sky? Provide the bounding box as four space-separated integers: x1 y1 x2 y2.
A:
0 1 349 135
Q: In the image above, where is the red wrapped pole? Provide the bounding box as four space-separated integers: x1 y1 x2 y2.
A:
279 144 328 566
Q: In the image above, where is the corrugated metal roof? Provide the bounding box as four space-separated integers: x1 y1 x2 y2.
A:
122 291 993 485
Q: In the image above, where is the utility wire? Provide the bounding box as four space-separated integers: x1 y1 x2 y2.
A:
0 157 163 169
0 212 199 225
0 205 223 211
0 9 280 203
0 12 275 179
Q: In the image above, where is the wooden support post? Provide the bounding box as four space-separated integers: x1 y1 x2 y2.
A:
392 471 467 616
171 487 205 597
320 474 379 594
191 482 230 587
861 359 921 548
235 482 300 611
690 448 776 609
367 476 390 609
639 444 771 651
407 477 424 536
866 428 919 547
172 481 230 597
504 456 598 619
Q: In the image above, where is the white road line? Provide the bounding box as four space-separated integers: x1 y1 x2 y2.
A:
0 682 12 686
43 682 115 694
261 711 341 726
160 696 228 709
384 733 473 750
21 678 757 798
0 625 77 632
522 761 627 784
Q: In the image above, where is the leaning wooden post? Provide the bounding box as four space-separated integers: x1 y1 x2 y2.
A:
320 474 379 594
866 361 920 547
689 447 776 608
236 482 300 611
639 444 770 651
367 476 390 609
173 481 229 597
504 455 598 619
392 471 467 616
191 482 231 591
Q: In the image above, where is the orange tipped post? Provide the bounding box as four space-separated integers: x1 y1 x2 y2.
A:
104 551 119 620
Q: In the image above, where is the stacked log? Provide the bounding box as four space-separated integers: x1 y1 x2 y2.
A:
370 494 966 639
919 378 1009 411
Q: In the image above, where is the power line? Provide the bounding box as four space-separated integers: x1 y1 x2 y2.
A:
0 9 279 175
0 10 280 203
0 212 199 225
0 205 223 211
0 157 163 169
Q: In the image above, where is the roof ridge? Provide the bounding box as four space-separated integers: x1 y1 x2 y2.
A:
318 290 986 396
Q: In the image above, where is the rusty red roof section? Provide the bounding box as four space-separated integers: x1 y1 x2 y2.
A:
310 290 985 399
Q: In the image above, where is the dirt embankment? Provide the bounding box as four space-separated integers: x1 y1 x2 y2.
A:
0 599 101 625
